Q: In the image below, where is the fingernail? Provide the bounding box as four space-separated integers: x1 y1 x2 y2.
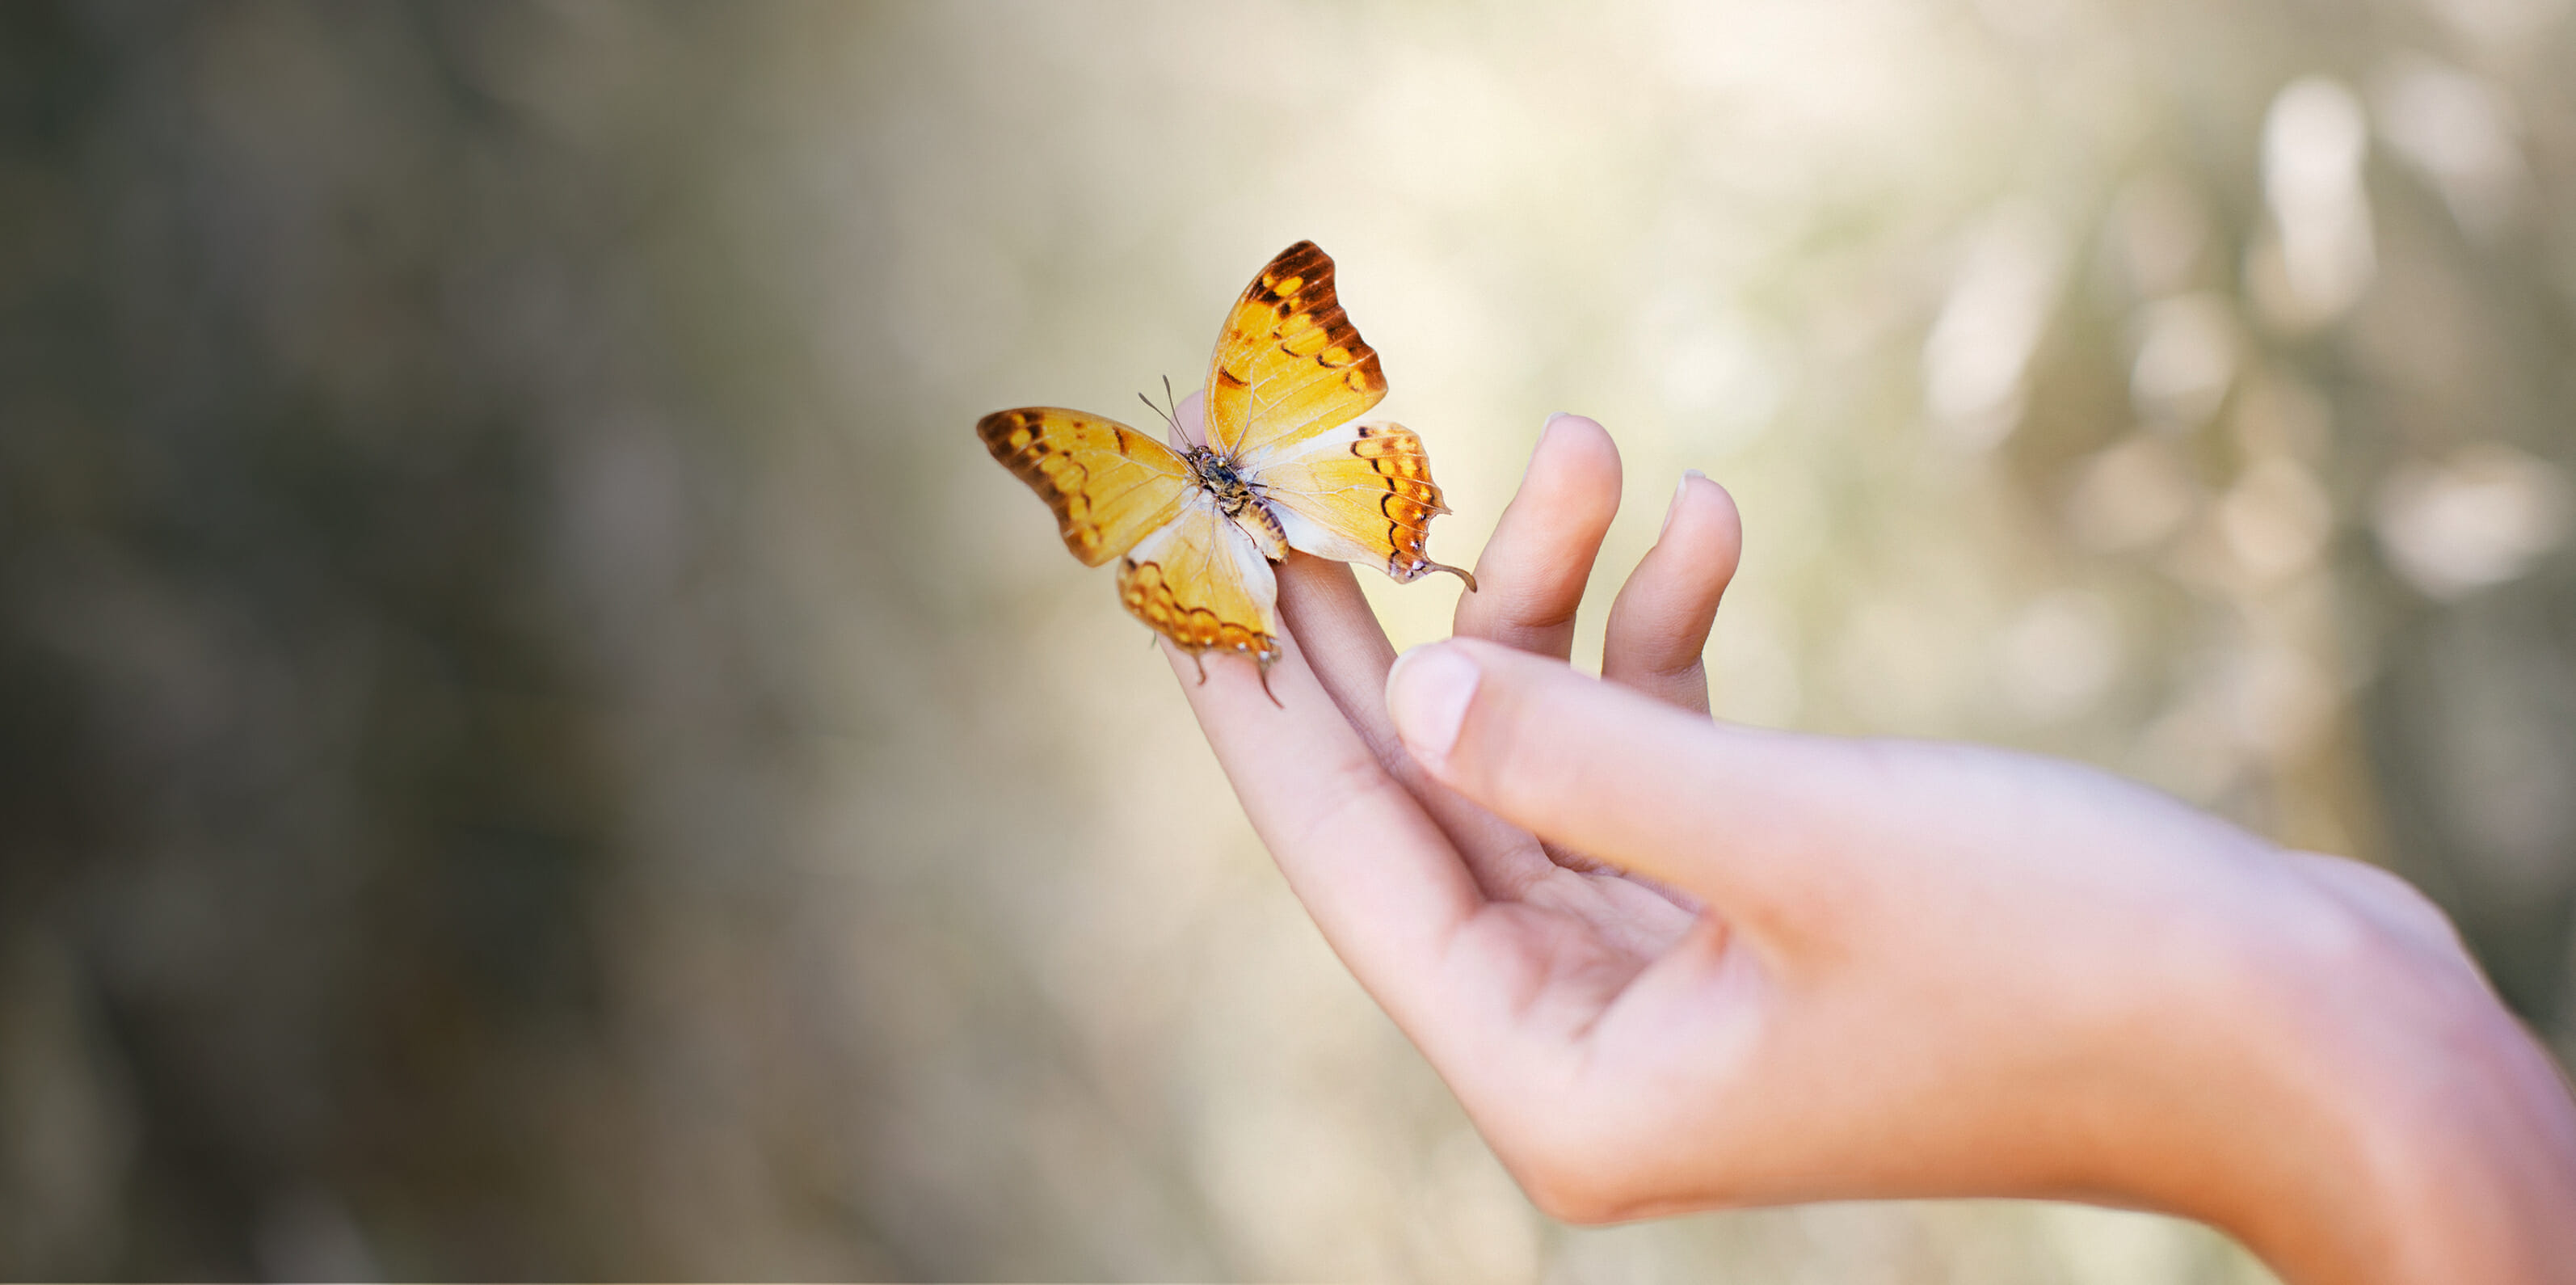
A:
1662 470 1706 535
1536 414 1572 459
1526 414 1575 480
1386 643 1481 767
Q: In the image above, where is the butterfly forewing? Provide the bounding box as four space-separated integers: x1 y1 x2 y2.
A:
979 407 1193 567
1203 241 1387 459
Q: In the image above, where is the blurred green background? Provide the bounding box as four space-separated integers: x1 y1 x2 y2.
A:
3 0 2570 1279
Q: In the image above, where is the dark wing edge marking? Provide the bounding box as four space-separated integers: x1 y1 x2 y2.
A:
1352 424 1475 589
977 407 1181 567
1207 241 1388 453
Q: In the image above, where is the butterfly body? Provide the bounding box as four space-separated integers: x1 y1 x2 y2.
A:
1185 446 1290 558
979 242 1471 694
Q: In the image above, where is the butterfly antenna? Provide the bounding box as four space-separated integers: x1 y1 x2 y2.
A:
1139 390 1173 432
1131 375 1185 436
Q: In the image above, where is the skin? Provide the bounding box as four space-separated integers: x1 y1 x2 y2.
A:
1160 402 2576 1283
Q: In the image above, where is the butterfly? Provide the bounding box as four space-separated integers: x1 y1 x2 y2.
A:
979 241 1473 702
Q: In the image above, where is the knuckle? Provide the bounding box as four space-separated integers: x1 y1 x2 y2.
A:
1472 588 1582 643
1648 659 1710 700
1646 655 1707 686
1456 592 1580 656
1496 575 1586 629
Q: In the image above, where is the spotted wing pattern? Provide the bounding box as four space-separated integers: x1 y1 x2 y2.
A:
1116 498 1282 668
1246 420 1475 588
978 407 1193 567
1202 241 1387 459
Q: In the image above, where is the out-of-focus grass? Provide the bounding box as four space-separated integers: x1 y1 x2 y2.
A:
2 0 2570 1279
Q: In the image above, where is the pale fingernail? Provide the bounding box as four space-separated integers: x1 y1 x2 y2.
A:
1527 414 1577 479
1386 643 1481 767
1662 470 1706 535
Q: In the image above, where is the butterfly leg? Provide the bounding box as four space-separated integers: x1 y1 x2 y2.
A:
1189 649 1209 685
1255 658 1283 710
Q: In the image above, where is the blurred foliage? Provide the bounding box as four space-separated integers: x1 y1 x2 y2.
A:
1 0 2570 1280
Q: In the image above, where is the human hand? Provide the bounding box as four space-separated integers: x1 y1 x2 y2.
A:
1163 404 2576 1284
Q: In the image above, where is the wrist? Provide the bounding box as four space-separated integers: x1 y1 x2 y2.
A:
2212 905 2576 1283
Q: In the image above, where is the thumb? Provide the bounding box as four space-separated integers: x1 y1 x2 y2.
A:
1385 637 1869 936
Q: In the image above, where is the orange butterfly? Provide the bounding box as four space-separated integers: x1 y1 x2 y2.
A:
979 241 1473 701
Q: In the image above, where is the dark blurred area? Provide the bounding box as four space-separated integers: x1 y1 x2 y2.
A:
2 3 807 1275
2 1 2571 1280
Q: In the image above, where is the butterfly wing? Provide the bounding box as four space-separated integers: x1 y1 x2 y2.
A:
979 407 1193 566
1245 420 1475 588
1203 241 1387 459
1117 497 1282 668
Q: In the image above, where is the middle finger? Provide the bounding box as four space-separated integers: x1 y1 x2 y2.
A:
1452 414 1624 660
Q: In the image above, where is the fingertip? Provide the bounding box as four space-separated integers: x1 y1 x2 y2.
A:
1606 472 1743 713
1665 470 1745 576
1673 468 1731 516
1457 415 1626 655
1509 411 1623 541
1174 387 1210 449
1530 412 1623 487
1539 411 1593 440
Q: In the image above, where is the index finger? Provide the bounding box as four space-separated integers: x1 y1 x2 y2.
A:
1164 606 1484 1031
1452 414 1623 660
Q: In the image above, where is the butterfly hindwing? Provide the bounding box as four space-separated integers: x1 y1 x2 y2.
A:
1246 420 1475 588
979 407 1193 567
1203 241 1387 460
1117 499 1282 667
